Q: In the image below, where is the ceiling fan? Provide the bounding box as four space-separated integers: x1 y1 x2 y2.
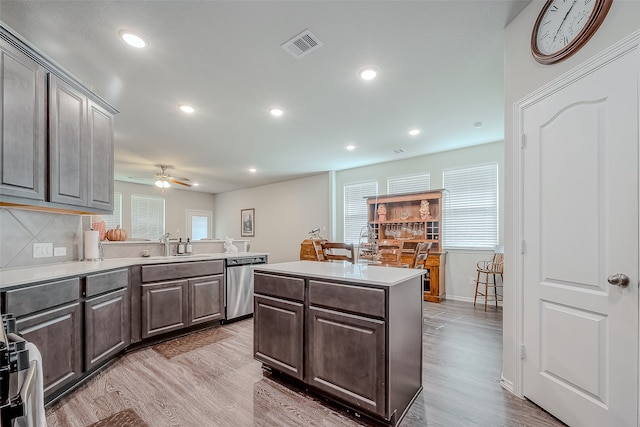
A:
154 165 192 190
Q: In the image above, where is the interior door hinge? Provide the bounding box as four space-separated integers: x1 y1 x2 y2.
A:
521 240 526 254
521 134 527 149
520 344 526 360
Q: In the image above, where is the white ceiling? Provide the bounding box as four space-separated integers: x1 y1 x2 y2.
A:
1 0 531 194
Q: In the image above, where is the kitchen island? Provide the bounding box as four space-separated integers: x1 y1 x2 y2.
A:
253 260 424 426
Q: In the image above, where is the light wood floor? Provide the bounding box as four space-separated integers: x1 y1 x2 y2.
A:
45 300 566 426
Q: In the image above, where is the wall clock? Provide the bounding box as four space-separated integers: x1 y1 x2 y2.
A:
531 0 613 65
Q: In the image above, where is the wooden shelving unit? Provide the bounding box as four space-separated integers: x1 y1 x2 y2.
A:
366 190 446 302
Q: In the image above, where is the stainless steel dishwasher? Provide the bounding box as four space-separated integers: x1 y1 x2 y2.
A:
225 255 267 321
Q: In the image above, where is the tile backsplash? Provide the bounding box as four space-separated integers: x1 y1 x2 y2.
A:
0 208 84 269
0 207 251 270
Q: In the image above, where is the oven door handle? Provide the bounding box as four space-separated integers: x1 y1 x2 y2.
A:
0 360 36 423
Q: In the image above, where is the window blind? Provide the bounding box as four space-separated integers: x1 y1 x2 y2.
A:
131 194 165 240
344 181 377 244
387 173 430 194
442 163 498 249
102 192 122 230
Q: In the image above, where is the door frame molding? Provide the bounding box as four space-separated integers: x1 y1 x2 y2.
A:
507 29 640 399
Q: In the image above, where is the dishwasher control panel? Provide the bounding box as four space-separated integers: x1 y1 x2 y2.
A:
226 255 267 266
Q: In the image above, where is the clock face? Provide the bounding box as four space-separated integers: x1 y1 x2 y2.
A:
536 0 597 55
531 0 612 64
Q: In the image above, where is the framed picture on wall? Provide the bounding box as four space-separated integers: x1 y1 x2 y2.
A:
241 208 255 237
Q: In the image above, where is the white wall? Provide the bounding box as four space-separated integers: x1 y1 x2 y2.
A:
503 0 640 391
213 142 503 297
335 141 504 301
111 181 216 240
214 174 331 263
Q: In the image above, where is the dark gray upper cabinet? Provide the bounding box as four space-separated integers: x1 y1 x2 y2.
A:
87 100 115 211
0 25 117 214
49 75 88 207
0 37 47 201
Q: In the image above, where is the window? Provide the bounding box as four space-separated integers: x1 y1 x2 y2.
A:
344 181 378 244
186 209 212 240
131 194 165 241
101 192 122 230
387 173 430 194
442 163 498 249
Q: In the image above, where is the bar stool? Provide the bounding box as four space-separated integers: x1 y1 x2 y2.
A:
474 247 504 311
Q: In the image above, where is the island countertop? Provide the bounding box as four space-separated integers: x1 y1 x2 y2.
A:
254 260 424 287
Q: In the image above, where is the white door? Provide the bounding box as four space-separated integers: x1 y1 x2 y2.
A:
522 48 639 426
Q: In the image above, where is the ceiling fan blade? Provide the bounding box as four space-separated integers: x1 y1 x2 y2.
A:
170 178 192 187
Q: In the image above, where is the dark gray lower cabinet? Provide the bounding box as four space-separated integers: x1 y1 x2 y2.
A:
254 270 423 426
141 279 188 339
189 275 224 325
307 306 386 416
84 288 129 370
16 302 83 397
254 294 304 380
138 261 225 339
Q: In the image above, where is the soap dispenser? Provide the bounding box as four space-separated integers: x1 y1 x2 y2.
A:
186 238 193 254
177 238 185 255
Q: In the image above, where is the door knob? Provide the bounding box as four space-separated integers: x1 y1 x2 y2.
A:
607 273 630 287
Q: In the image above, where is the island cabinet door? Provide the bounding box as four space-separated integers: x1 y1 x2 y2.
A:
307 306 386 417
141 279 189 339
253 294 304 380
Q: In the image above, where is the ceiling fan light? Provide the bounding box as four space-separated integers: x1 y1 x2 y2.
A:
155 179 171 188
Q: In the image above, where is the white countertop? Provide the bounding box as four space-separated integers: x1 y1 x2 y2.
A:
0 252 269 289
255 260 424 287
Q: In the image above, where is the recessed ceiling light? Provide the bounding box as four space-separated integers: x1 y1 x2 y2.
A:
270 108 283 117
179 105 195 114
408 129 421 136
193 183 200 187
249 168 257 173
346 144 356 151
119 30 147 48
360 68 378 81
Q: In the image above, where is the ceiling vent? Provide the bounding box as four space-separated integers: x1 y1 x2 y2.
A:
281 29 323 59
392 148 406 154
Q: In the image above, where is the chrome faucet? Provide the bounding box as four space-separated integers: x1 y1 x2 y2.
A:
160 232 172 256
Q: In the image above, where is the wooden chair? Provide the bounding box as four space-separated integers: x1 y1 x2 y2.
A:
376 240 404 266
474 247 504 311
312 240 326 261
410 241 432 269
321 242 355 264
